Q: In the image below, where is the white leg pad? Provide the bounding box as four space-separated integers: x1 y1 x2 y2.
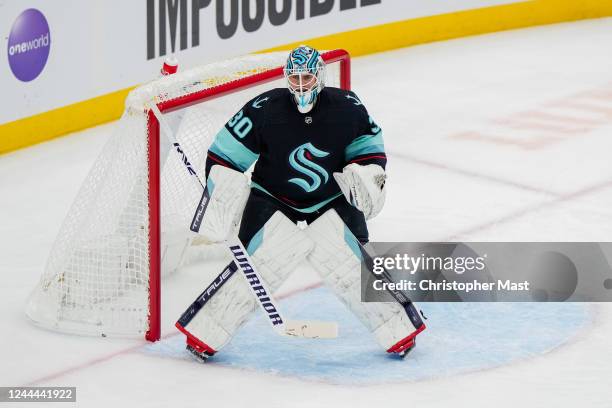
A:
180 211 313 351
305 209 421 351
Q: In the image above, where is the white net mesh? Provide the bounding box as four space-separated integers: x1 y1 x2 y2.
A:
26 52 343 338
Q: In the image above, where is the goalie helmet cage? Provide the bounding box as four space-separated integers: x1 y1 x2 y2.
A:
26 49 351 342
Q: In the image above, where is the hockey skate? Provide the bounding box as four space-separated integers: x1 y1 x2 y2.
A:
177 323 216 363
396 337 417 359
387 324 425 359
186 343 214 363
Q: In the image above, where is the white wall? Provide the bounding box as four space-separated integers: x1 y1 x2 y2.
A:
0 0 523 124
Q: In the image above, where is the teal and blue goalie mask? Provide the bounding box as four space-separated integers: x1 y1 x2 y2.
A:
283 46 326 114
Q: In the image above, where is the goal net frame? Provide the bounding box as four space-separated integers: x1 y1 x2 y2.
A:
28 49 351 342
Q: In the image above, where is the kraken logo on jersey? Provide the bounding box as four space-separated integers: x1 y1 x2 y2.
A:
288 143 330 193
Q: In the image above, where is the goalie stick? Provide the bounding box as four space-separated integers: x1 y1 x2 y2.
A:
149 103 337 339
356 242 425 330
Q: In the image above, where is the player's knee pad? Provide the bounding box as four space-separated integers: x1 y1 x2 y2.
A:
305 209 424 352
176 211 314 352
193 165 250 244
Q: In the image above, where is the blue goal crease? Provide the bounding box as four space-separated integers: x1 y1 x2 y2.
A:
144 287 591 385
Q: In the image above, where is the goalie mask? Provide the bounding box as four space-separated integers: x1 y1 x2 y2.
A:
284 45 326 114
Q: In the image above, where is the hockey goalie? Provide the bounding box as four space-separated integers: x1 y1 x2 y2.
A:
175 46 426 361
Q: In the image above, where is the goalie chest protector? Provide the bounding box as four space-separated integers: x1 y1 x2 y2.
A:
208 87 386 211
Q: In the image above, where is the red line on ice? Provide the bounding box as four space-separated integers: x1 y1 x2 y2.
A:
23 282 323 386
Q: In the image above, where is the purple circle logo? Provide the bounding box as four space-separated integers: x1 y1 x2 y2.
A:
7 9 51 82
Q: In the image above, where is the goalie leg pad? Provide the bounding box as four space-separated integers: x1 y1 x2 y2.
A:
193 165 250 243
177 211 314 351
305 209 424 352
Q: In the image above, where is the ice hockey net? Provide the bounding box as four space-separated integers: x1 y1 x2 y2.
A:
26 50 351 341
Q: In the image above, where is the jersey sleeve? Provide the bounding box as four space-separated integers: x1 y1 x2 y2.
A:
344 99 387 169
205 97 264 177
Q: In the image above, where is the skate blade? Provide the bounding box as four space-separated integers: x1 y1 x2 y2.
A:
186 345 210 363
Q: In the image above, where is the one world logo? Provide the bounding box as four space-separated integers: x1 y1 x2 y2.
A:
7 9 51 82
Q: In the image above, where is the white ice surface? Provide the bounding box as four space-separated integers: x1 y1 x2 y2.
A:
1 18 612 407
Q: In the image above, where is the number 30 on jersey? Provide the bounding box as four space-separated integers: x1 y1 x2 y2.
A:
227 110 253 139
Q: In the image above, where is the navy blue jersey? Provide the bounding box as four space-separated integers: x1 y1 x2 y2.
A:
206 87 386 212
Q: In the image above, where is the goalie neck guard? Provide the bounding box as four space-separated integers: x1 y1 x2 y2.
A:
283 45 326 114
